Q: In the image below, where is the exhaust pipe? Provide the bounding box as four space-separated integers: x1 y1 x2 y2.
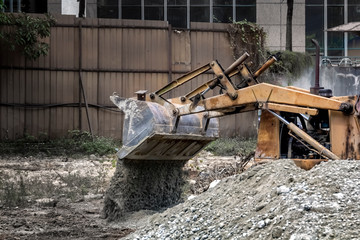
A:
310 39 324 95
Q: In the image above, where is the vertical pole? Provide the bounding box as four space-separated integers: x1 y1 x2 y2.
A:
10 0 13 12
167 23 173 98
164 0 167 21
78 20 93 137
279 0 282 50
17 0 20 12
79 0 86 18
344 0 348 56
232 0 235 22
187 0 190 29
210 0 213 23
141 0 144 20
79 20 83 131
118 0 122 19
168 23 172 84
324 0 328 56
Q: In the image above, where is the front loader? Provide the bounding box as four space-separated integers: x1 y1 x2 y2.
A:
111 50 360 169
105 45 360 219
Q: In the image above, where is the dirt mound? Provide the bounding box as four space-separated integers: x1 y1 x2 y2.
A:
125 159 360 239
103 159 186 221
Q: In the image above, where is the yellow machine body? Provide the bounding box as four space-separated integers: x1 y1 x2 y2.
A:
111 53 360 170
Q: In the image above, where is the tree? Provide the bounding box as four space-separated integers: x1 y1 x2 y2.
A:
0 1 55 60
286 0 294 51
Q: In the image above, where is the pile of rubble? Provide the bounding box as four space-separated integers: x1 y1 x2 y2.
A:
125 159 360 239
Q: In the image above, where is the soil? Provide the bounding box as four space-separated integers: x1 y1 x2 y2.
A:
0 155 133 239
0 152 247 239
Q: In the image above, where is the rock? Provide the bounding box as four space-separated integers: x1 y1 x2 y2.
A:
255 204 266 211
121 159 360 240
84 194 103 201
35 198 58 207
187 195 196 200
290 233 315 240
257 220 265 229
208 180 221 189
333 193 344 200
277 186 290 195
272 227 283 238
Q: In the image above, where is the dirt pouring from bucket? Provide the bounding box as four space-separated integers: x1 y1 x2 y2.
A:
103 159 187 221
121 159 360 240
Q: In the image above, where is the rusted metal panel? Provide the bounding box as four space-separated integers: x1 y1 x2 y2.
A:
145 29 168 72
172 30 191 73
330 109 360 159
0 16 257 140
82 27 99 70
255 110 280 161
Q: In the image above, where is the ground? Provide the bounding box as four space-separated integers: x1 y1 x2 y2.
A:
0 152 249 239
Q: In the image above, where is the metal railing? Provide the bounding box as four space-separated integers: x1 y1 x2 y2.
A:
321 56 360 67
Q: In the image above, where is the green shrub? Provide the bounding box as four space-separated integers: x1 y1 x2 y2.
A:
269 50 313 80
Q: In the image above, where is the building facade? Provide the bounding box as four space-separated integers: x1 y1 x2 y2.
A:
3 0 360 56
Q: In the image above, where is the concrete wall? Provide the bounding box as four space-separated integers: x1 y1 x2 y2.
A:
257 0 305 52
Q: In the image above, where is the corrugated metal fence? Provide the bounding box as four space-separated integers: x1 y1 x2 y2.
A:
0 15 257 140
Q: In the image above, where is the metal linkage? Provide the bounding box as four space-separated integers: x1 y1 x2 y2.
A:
268 110 340 160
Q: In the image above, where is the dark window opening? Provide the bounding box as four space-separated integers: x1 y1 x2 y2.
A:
236 6 256 22
305 5 324 53
122 0 141 20
145 0 164 20
4 0 47 13
168 0 187 28
168 6 187 28
236 0 256 22
190 5 210 22
98 0 118 18
213 0 233 23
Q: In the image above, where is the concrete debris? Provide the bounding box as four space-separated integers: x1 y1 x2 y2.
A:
124 159 360 239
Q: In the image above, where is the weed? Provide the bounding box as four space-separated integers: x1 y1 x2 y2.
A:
0 130 121 157
205 137 257 156
0 174 27 208
0 167 109 208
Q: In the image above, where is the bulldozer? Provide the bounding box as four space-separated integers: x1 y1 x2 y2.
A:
104 41 360 219
110 45 360 170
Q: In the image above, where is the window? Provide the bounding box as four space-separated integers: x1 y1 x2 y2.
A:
98 0 119 18
96 0 256 29
306 0 345 56
349 0 360 22
213 0 232 23
305 1 324 53
4 0 47 13
328 2 344 56
190 0 210 23
236 0 256 22
167 0 187 28
145 0 164 20
122 0 141 20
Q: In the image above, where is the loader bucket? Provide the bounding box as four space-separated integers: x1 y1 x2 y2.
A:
110 94 219 161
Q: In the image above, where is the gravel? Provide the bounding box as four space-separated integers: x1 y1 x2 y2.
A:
124 159 360 240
